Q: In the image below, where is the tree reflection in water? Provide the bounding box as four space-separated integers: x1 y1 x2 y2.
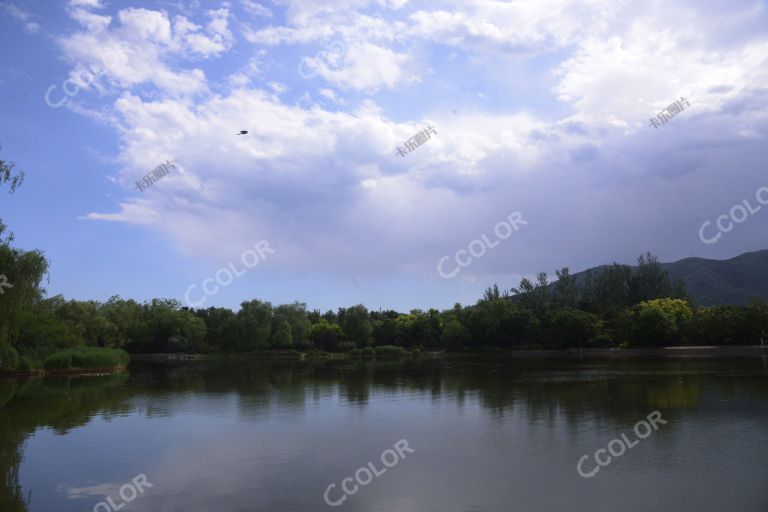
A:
1 357 767 511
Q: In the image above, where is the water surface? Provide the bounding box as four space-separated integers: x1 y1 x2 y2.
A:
2 356 768 511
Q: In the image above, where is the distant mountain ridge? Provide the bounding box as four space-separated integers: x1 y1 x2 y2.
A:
570 250 768 306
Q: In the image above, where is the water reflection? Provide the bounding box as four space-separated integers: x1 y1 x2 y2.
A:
1 357 767 511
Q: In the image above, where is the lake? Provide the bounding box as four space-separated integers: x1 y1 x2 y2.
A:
2 355 768 512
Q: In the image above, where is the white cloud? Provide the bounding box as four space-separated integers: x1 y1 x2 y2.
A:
243 23 334 45
69 0 768 284
319 88 343 104
58 5 239 98
303 42 410 91
267 81 287 94
407 0 620 53
554 8 768 129
3 2 41 33
118 8 174 43
82 201 161 224
68 0 105 8
241 0 273 18
68 6 112 31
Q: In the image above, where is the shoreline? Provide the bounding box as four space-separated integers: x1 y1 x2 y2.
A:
445 346 768 359
4 347 765 378
0 365 127 378
130 346 768 361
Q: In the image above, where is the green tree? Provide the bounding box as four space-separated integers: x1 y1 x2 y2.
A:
101 296 145 348
548 308 598 349
687 305 747 345
591 263 633 312
441 318 469 351
342 305 373 347
634 307 677 346
194 306 236 352
553 267 579 307
272 302 311 343
124 299 206 353
481 284 502 302
372 318 397 346
411 309 442 349
271 320 293 349
0 246 48 348
512 274 549 314
0 153 49 355
15 299 80 354
232 300 272 352
54 300 118 347
745 300 768 343
308 319 344 352
394 314 417 347
307 309 322 324
0 156 25 245
631 252 673 303
638 298 693 326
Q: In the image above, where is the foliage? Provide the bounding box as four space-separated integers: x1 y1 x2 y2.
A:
229 299 272 352
638 298 693 325
634 307 678 346
272 302 311 343
0 245 49 347
587 334 615 348
3 235 768 363
441 318 469 351
308 320 345 352
0 157 25 245
271 320 293 349
343 304 373 347
42 347 128 371
548 309 598 349
374 345 408 358
0 343 19 371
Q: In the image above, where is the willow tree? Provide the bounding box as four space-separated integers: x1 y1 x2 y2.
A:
0 158 48 347
0 156 24 244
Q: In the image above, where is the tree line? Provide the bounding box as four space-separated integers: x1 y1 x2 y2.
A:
3 253 767 362
2 155 768 369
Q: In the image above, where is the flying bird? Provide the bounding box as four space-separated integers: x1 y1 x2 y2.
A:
237 130 248 135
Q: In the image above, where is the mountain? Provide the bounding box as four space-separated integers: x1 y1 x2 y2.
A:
569 250 768 306
662 250 768 306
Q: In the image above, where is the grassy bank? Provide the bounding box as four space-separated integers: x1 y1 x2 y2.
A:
0 345 129 375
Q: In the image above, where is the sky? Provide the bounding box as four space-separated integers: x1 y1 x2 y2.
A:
0 0 767 313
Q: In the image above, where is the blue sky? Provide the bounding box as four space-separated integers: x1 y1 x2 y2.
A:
1 0 767 312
